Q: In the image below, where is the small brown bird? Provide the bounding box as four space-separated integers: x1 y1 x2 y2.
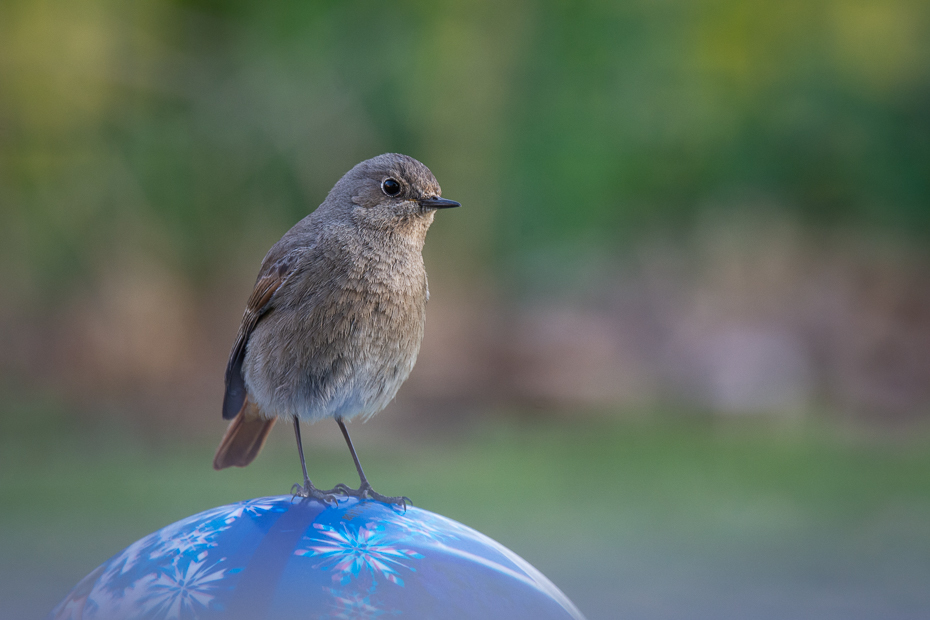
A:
213 153 459 504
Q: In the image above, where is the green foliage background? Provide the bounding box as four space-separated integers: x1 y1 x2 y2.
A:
3 0 929 298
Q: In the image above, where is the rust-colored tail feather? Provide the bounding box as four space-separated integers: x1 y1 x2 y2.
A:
213 398 277 470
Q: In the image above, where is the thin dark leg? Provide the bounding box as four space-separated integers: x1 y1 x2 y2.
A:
290 417 336 504
294 417 312 489
333 419 410 508
337 419 369 487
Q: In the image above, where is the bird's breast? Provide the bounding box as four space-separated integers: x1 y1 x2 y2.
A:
242 244 428 422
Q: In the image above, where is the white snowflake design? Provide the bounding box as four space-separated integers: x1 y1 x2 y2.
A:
380 511 469 545
136 559 226 620
149 523 222 563
91 505 236 609
220 497 282 524
294 522 423 586
325 588 388 620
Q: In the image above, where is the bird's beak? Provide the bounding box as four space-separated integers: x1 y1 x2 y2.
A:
418 196 461 211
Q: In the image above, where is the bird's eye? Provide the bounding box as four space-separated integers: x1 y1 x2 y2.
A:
381 178 402 197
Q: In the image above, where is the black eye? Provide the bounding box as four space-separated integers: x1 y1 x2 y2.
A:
381 178 401 197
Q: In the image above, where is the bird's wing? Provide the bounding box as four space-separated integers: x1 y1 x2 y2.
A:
222 249 302 419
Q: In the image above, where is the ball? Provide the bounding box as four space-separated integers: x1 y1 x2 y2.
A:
50 496 585 620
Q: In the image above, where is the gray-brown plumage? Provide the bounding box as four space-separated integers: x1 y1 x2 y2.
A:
213 153 459 503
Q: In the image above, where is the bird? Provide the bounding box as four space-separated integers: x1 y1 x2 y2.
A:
212 153 459 505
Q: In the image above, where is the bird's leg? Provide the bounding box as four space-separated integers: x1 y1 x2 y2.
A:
291 417 336 504
332 419 410 508
339 419 372 489
294 416 312 487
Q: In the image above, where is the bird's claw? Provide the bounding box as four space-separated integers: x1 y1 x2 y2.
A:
291 482 338 506
367 490 411 510
319 482 411 511
357 483 411 510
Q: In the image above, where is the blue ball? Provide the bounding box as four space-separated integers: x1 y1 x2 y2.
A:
51 496 585 620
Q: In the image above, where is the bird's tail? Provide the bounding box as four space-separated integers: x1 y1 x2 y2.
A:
213 398 277 470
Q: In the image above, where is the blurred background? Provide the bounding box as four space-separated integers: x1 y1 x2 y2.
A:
2 0 930 618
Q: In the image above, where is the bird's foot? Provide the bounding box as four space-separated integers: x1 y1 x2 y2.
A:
291 481 338 506
324 482 410 509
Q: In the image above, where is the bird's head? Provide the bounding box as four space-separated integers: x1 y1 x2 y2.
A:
322 153 459 239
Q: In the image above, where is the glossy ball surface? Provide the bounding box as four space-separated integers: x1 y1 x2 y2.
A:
51 496 585 620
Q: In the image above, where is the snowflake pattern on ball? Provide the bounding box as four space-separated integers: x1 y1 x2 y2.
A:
50 500 269 620
381 510 473 544
220 498 284 524
324 587 392 620
136 559 226 620
294 522 423 586
50 497 587 620
97 505 234 601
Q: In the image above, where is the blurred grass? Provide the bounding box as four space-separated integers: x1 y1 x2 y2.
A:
3 407 930 619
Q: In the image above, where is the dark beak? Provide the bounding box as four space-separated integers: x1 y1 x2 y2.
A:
419 196 461 210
